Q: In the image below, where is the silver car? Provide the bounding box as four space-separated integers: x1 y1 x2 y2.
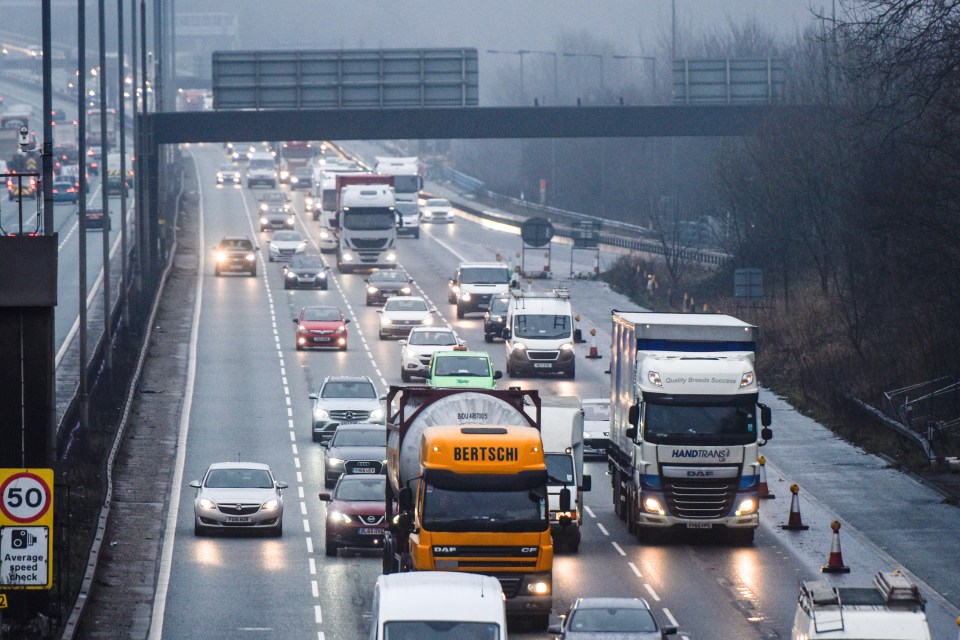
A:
189 462 288 536
549 597 677 639
310 376 385 443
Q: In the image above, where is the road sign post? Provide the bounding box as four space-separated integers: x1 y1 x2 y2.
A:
520 216 554 278
0 469 54 590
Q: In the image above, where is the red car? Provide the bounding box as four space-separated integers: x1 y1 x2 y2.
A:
294 305 349 351
319 474 388 556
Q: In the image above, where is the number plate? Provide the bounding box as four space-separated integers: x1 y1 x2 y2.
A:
226 516 251 523
534 363 553 368
358 528 381 535
383 292 394 298
351 467 377 474
686 523 713 529
313 337 332 343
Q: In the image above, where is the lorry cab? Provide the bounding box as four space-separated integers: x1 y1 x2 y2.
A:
448 262 516 318
337 185 398 272
503 288 575 379
371 571 507 640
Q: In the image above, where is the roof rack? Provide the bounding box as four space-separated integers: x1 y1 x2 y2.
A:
874 571 925 609
510 287 570 300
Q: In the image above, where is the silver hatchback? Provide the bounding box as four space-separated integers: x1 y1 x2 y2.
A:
189 462 288 536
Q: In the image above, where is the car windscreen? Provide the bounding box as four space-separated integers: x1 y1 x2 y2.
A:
643 399 757 446
408 330 457 346
383 622 499 640
218 165 234 172
322 381 377 399
513 314 570 339
545 453 574 485
370 271 407 283
221 240 253 251
567 607 657 633
426 199 450 208
205 468 274 489
434 356 490 377
395 202 419 214
331 429 385 447
342 209 395 230
583 402 610 422
272 231 301 242
249 159 274 170
460 267 511 285
385 299 427 312
291 256 324 269
302 308 341 322
261 192 286 202
488 298 510 314
334 477 385 501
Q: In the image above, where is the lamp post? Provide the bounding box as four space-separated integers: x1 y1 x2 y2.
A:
612 54 657 96
562 52 604 99
487 49 530 105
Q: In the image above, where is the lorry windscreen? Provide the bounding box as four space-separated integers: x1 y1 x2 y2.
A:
343 209 395 230
321 189 337 212
391 175 420 193
545 454 574 485
383 621 499 640
642 400 757 446
514 314 570 339
423 485 547 532
460 268 511 285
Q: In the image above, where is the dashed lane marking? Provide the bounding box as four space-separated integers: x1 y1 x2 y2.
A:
597 523 609 536
644 583 661 602
611 541 626 556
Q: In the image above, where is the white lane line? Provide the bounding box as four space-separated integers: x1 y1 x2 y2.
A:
314 606 322 624
298 486 304 499
421 227 468 261
289 431 296 442
597 523 609 536
287 408 293 417
584 506 596 518
282 376 288 385
644 583 661 602
311 581 319 598
306 538 313 553
303 519 310 532
318 633 325 640
300 502 307 515
611 541 626 556
294 458 301 469
292 444 298 455
288 419 295 429
662 608 679 627
297 471 303 484
309 558 316 575
148 153 206 640
628 562 642 578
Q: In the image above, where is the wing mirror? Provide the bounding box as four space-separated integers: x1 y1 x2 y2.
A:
188 480 201 489
493 370 503 380
759 403 772 426
276 481 289 489
318 492 331 502
628 404 640 427
559 486 572 512
398 340 406 346
344 318 351 324
501 328 512 340
292 318 299 324
581 475 592 492
308 392 318 400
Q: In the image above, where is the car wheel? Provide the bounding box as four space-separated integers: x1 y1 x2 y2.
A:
401 370 412 383
484 333 493 343
268 256 274 262
379 330 386 340
194 520 204 536
448 294 456 304
365 298 373 306
312 430 320 443
272 520 283 537
284 282 290 290
566 364 576 379
296 343 303 351
528 615 550 631
456 306 465 319
322 283 329 290
339 343 347 352
325 538 338 557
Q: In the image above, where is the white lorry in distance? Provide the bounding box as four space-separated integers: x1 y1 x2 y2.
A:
374 156 422 238
314 165 360 252
607 312 772 544
371 572 507 640
503 288 576 379
337 184 397 272
529 395 591 552
791 572 931 640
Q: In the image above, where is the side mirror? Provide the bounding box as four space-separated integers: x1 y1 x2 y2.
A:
625 426 637 441
493 370 503 380
547 623 563 634
308 392 318 400
344 318 351 324
363 279 369 283
759 403 772 426
399 487 413 512
761 427 773 442
559 486 572 512
501 328 512 340
663 625 678 635
318 492 331 502
188 480 201 489
581 475 592 492
320 439 329 448
627 404 640 427
510 279 520 289
292 318 299 323
376 309 383 313
276 481 289 489
430 308 438 314
379 394 388 403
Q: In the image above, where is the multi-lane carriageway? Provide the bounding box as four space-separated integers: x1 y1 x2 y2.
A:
123 143 960 640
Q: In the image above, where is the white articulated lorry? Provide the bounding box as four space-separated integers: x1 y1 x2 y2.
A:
375 156 423 238
529 395 591 552
607 312 772 544
336 177 398 272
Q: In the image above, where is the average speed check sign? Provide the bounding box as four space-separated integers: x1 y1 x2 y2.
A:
0 469 54 590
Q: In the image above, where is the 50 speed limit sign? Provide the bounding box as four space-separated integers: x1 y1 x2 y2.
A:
0 469 53 526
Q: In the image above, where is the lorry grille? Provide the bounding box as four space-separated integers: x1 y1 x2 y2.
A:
662 477 738 519
351 238 388 249
495 576 522 598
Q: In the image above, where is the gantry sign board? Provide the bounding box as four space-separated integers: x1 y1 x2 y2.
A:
0 469 53 590
212 48 479 110
673 58 784 104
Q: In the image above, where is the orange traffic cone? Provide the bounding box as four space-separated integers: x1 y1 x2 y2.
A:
758 456 775 499
821 520 851 573
781 484 809 530
955 615 960 640
585 328 602 359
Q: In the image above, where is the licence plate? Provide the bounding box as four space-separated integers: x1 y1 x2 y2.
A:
313 337 332 343
686 523 713 529
226 516 250 523
351 467 377 474
383 293 394 298
358 528 381 535
534 363 553 368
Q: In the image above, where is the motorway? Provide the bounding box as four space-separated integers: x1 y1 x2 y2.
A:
144 143 960 640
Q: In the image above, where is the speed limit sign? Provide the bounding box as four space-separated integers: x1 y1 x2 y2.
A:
0 470 53 525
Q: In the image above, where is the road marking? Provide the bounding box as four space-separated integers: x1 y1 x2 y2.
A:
644 583 661 602
294 458 301 469
306 537 313 553
303 519 310 532
300 502 307 515
584 506 595 518
297 472 303 484
611 541 626 556
663 608 679 627
597 523 609 536
314 605 322 624
289 431 296 442
311 580 319 598
292 444 298 455
298 486 304 499
309 558 316 574
628 562 642 578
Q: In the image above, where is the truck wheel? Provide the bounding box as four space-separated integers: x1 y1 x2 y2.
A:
382 533 398 574
325 539 338 557
456 305 465 319
401 370 412 383
627 491 638 534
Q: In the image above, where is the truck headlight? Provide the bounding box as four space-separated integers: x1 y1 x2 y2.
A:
386 252 396 261
460 292 472 301
245 253 256 262
735 498 758 516
261 498 280 511
648 371 663 387
198 498 217 510
342 252 354 262
512 343 526 352
526 581 550 595
290 176 298 184
643 497 665 515
740 372 755 388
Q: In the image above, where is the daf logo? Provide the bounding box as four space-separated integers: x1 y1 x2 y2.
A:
434 546 456 553
686 470 714 477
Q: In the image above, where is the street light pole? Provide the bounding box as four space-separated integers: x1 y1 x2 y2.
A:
77 0 89 432
118 0 129 325
98 0 112 373
487 49 531 105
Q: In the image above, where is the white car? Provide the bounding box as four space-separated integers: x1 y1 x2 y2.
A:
377 296 437 339
399 326 462 382
268 230 307 262
188 462 288 536
216 163 241 185
420 198 454 223
581 398 611 459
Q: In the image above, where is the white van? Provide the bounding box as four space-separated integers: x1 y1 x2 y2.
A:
246 151 277 189
371 572 507 640
503 288 575 378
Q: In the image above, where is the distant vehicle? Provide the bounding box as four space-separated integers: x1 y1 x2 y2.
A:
308 376 384 443
257 190 290 211
283 255 329 290
372 572 507 640
420 197 453 223
336 180 398 272
364 269 413 305
398 327 461 382
188 462 287 537
377 296 436 339
82 207 111 230
374 156 422 237
7 173 37 200
213 236 258 277
581 398 611 459
87 145 101 174
426 347 501 389
259 205 296 232
289 166 313 190
267 229 306 262
394 200 420 238
216 164 241 185
51 177 78 203
319 474 388 556
549 597 676 638
246 151 277 188
447 262 515 318
320 422 387 488
482 295 510 343
293 305 348 351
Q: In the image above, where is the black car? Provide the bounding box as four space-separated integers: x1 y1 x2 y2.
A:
82 207 111 231
483 296 510 343
321 423 387 488
213 235 258 276
283 255 330 290
364 269 413 305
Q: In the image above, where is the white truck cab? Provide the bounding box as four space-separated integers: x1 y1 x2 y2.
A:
503 288 576 379
371 571 507 640
337 185 397 272
792 572 931 640
374 156 422 238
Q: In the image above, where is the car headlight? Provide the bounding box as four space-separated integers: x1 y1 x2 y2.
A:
648 371 662 387
286 271 297 278
512 342 526 351
215 251 227 263
286 216 295 226
290 176 299 183
245 253 256 262
735 498 758 516
369 407 385 422
450 285 460 294
460 291 472 301
740 372 755 388
216 174 224 180
280 170 290 180
421 316 434 325
493 315 504 322
385 252 396 261
381 317 393 325
329 511 352 524
560 342 574 351
326 457 344 467
259 216 268 225
198 498 217 510
260 203 268 212
336 325 346 334
318 272 327 279
261 498 280 511
400 286 411 294
297 242 306 252
643 496 666 516
305 197 314 207
526 581 550 595
313 407 330 420
367 286 379 294
320 230 330 239
381 459 388 466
